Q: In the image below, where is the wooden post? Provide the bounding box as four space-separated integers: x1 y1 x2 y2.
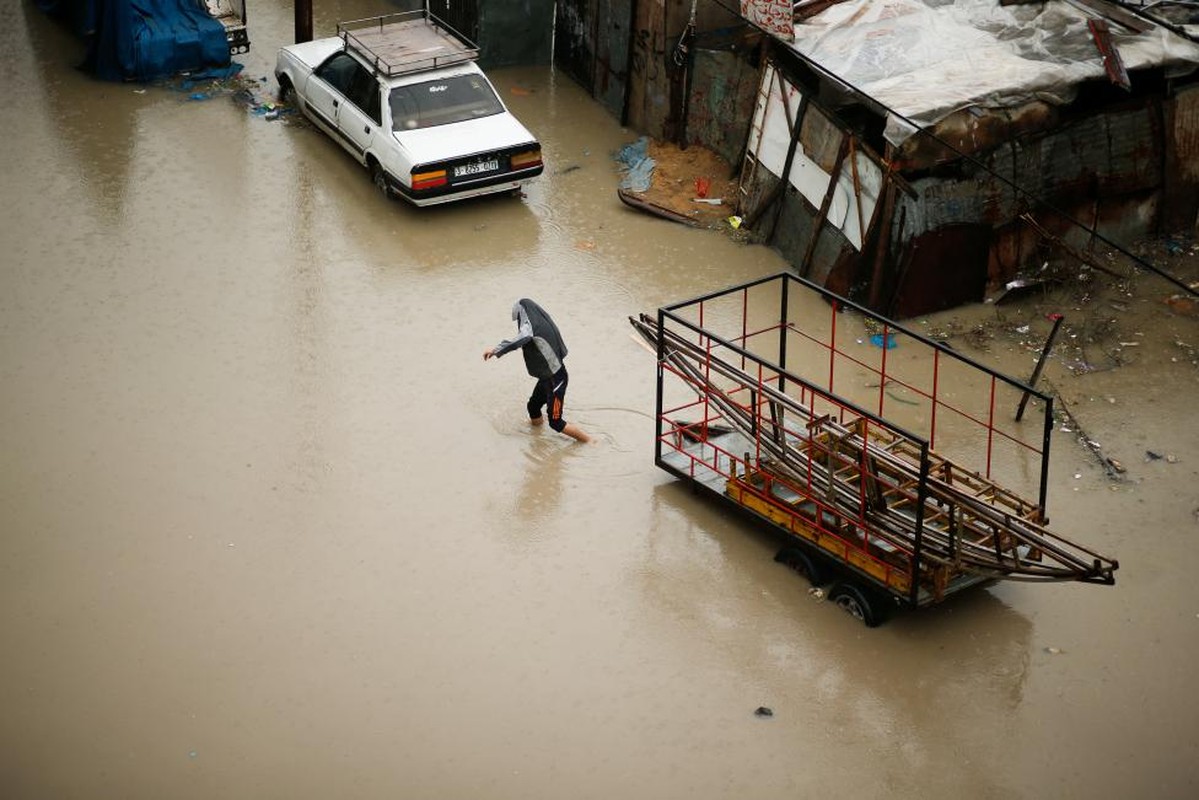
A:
800 135 850 277
295 0 313 44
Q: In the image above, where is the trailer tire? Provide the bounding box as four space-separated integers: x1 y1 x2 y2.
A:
774 546 823 586
829 582 884 628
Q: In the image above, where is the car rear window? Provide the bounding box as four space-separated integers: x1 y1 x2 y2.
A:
389 74 504 131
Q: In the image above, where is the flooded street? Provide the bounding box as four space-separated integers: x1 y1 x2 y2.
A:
2 2 1197 798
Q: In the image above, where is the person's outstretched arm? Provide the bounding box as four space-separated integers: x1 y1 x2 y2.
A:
484 304 534 360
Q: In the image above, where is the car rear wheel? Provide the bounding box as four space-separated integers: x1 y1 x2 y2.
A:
369 161 391 200
277 75 294 103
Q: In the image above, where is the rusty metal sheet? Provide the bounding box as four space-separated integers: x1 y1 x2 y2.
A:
895 102 1059 170
1170 83 1199 184
1164 81 1199 229
890 225 992 319
1030 107 1159 196
593 0 632 118
1088 18 1131 91
902 102 1162 239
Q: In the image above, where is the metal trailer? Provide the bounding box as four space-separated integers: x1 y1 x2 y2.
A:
629 273 1118 627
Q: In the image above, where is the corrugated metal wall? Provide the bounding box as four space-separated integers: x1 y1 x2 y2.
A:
554 0 632 120
686 48 760 167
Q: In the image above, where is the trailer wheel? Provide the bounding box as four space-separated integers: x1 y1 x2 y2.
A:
829 582 884 628
774 546 823 586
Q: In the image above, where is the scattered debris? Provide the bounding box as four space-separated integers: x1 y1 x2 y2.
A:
613 138 739 229
754 706 774 718
1044 380 1128 482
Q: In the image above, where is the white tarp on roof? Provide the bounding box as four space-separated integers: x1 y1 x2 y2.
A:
788 0 1199 145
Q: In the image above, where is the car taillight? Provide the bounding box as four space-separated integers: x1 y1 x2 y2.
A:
510 149 542 169
412 169 447 191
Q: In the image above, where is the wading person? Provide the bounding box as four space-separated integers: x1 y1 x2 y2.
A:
483 299 591 444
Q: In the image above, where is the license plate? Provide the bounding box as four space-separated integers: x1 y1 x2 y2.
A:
453 159 499 178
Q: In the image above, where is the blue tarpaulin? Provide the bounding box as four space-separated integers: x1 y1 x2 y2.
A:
614 136 656 193
37 0 230 82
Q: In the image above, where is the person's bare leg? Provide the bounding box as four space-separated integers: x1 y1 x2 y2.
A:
561 422 591 443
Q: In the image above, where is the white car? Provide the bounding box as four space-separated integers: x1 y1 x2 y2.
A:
274 14 543 206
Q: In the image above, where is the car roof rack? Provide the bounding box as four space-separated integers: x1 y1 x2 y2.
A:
338 10 479 78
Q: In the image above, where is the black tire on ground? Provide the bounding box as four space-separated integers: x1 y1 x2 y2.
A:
773 546 824 586
277 76 293 104
828 581 885 628
370 161 391 199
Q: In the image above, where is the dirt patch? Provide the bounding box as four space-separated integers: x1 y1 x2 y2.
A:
621 140 741 230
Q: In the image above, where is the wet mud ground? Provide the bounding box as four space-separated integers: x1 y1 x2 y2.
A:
2 2 1198 798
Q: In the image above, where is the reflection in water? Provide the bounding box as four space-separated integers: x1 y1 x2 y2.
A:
285 166 330 497
513 433 566 526
644 480 1031 787
386 192 544 271
23 7 139 219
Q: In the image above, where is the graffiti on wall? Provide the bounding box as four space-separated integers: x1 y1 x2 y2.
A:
630 25 661 83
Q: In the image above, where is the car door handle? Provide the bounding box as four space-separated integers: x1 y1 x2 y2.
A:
333 99 339 107
364 126 370 134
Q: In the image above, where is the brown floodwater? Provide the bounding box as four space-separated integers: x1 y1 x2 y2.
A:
3 3 1198 798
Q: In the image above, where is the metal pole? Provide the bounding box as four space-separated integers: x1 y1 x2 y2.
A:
654 308 666 469
1016 314 1065 421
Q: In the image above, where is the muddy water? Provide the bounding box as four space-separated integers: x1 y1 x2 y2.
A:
3 3 1198 798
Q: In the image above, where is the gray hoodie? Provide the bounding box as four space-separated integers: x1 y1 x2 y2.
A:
491 299 567 379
